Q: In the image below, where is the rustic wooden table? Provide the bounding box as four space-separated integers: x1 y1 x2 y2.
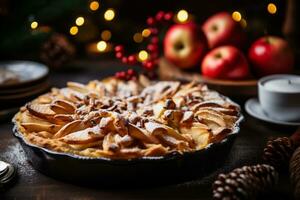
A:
0 60 296 200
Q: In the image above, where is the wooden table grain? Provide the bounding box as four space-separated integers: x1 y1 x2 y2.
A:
0 60 296 200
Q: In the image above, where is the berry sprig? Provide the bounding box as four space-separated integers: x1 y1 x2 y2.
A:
114 11 174 78
114 69 137 81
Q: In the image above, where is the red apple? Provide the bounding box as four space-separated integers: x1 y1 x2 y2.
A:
248 36 294 77
201 45 250 80
164 23 208 69
202 12 245 49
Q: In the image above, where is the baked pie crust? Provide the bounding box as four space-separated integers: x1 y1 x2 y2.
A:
13 76 241 159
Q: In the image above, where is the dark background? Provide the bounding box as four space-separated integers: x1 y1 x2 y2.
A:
0 0 289 61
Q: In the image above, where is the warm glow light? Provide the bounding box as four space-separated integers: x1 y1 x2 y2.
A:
142 29 151 37
70 26 78 35
101 30 112 41
104 9 115 21
267 3 277 14
138 50 149 61
177 10 188 23
89 1 99 11
31 21 38 29
75 17 85 26
97 40 107 51
133 33 143 43
240 19 247 28
232 11 242 22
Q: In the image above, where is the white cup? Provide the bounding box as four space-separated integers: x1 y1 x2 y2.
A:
258 74 300 122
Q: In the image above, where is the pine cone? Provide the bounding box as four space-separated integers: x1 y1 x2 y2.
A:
40 33 75 69
290 147 300 199
213 164 278 200
263 137 295 172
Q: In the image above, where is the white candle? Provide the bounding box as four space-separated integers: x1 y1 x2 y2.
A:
263 76 300 93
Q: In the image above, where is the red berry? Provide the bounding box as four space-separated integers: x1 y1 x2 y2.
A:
147 17 156 26
164 12 173 21
151 37 159 44
119 71 126 78
144 61 154 70
127 69 135 76
115 52 123 59
114 45 124 52
122 57 128 64
149 28 158 35
147 44 158 52
128 55 137 65
155 11 165 22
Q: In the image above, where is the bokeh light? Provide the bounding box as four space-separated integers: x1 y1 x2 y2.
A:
232 11 242 22
138 50 149 61
97 41 107 52
133 33 143 43
177 10 188 23
101 30 112 41
89 1 99 11
75 17 85 26
70 26 78 35
30 21 38 29
142 29 151 37
267 3 277 14
104 9 115 21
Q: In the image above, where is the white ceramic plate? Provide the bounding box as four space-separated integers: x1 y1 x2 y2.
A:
245 98 300 126
0 61 48 88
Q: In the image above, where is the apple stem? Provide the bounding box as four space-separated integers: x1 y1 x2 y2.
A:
211 25 218 31
214 53 222 59
174 42 184 51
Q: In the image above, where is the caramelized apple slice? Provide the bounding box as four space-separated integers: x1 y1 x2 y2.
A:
21 123 61 133
53 100 76 113
196 110 226 127
155 133 190 150
67 82 89 93
191 131 210 150
179 123 211 149
196 108 237 128
26 103 55 119
37 95 53 104
53 114 74 123
144 121 189 142
22 111 54 125
163 110 183 125
54 120 86 138
50 104 69 114
128 123 159 144
61 125 104 144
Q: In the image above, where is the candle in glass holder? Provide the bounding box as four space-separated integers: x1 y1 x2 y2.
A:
259 75 300 121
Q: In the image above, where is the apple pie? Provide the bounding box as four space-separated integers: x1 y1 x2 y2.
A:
13 76 241 159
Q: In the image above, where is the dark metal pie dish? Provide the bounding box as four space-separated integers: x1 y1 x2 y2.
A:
12 114 243 186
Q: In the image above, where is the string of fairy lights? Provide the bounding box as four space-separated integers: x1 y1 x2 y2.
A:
28 0 278 60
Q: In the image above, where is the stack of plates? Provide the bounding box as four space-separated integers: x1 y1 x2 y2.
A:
0 61 49 119
0 161 16 189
